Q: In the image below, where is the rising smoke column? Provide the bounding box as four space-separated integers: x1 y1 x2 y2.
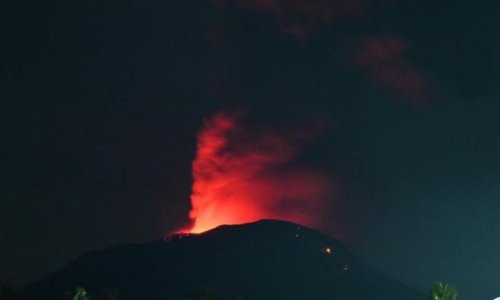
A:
186 111 333 233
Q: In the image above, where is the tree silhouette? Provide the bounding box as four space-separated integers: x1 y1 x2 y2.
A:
72 287 90 300
429 282 458 300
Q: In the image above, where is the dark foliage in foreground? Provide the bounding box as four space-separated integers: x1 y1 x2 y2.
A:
429 282 459 300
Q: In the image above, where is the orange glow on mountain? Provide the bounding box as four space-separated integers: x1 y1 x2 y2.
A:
185 111 333 234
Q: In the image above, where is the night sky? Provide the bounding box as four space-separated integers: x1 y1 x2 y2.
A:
2 0 500 299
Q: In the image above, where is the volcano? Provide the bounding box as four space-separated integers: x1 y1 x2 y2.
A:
23 220 423 299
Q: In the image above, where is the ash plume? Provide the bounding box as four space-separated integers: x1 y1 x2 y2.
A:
186 111 335 233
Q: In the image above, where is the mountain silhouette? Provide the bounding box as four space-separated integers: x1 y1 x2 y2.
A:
23 220 423 299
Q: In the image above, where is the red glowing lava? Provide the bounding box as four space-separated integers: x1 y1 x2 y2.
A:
185 111 333 233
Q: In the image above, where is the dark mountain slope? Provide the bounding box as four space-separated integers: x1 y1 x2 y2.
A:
23 220 423 299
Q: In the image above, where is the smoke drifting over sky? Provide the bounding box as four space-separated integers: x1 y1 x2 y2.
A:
353 35 431 104
186 111 334 233
211 0 432 105
212 0 370 39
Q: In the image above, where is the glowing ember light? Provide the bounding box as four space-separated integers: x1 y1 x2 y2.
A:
183 111 334 233
324 247 333 255
163 233 197 242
